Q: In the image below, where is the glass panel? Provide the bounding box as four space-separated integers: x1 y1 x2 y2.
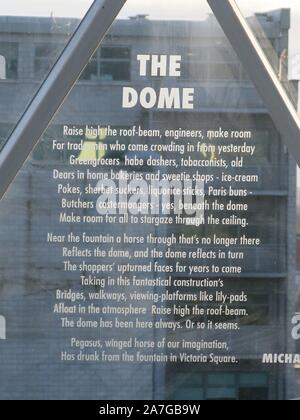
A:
206 388 237 400
174 373 203 387
101 46 131 59
0 0 299 401
207 374 235 386
173 388 204 400
100 61 130 81
235 1 300 401
0 43 18 79
0 0 94 151
80 46 131 82
239 387 268 401
236 0 300 111
34 44 65 80
239 373 268 387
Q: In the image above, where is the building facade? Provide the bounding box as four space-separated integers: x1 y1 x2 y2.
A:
0 10 298 400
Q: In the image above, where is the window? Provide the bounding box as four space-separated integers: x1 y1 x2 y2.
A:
206 374 236 400
0 124 13 150
180 41 246 82
171 291 271 327
34 43 64 79
169 371 269 400
243 129 271 165
0 42 18 79
238 373 269 400
80 46 131 81
0 1 297 402
181 62 209 80
169 278 272 327
172 374 204 400
32 126 64 162
233 293 270 326
175 196 282 247
209 62 240 81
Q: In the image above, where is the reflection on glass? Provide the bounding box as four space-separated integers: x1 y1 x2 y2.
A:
0 42 18 79
237 0 300 109
0 0 298 401
0 0 93 150
237 2 300 396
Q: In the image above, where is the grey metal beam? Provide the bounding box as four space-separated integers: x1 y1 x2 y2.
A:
207 0 300 165
0 0 127 200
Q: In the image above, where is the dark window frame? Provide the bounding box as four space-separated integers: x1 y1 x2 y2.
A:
0 42 19 80
80 45 131 82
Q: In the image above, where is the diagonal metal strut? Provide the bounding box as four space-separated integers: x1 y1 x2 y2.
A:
0 0 127 200
207 0 300 165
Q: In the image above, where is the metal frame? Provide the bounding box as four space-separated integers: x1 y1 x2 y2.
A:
0 0 127 200
207 0 300 164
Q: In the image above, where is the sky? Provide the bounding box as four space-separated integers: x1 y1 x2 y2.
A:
1 0 300 55
0 0 298 19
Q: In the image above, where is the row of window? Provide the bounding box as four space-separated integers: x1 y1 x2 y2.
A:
0 41 251 82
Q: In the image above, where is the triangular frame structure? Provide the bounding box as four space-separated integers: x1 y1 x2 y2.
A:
0 0 299 201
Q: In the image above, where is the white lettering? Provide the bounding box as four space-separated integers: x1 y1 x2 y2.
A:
122 87 138 108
